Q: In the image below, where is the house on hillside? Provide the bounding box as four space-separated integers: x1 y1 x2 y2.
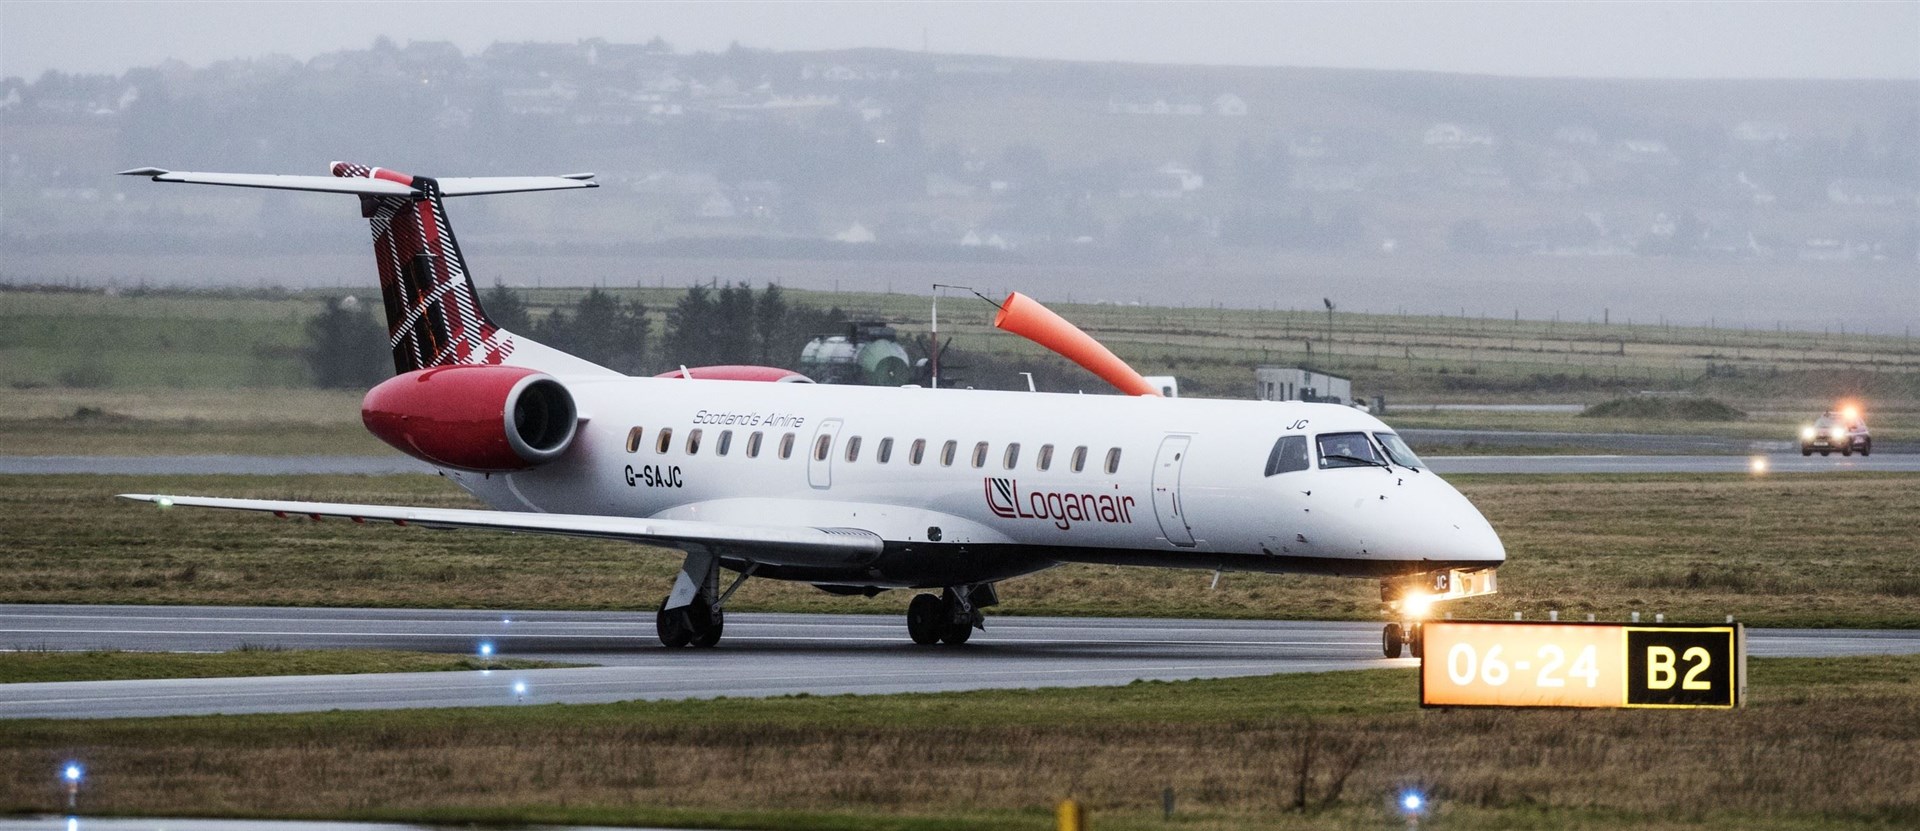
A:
1424 123 1496 149
1827 178 1917 207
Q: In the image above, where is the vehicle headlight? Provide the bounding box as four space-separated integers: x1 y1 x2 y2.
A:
1801 427 1816 440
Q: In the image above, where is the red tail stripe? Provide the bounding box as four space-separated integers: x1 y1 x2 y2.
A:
369 167 415 186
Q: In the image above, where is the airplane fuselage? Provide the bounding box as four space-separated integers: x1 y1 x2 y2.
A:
449 376 1505 589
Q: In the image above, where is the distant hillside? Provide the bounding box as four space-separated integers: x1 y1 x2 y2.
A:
2 41 1915 332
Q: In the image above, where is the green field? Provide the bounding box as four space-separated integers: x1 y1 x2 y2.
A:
0 649 569 684
6 472 1917 628
3 656 1916 829
6 285 1916 407
6 285 1916 461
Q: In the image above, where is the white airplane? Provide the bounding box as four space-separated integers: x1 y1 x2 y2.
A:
117 162 1504 657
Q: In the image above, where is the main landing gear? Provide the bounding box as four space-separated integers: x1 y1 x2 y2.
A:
656 550 754 648
906 584 996 646
1382 621 1424 659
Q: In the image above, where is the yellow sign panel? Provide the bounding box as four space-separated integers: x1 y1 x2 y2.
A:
1420 621 1744 709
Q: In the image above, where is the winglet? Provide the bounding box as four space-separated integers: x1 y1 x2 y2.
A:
118 167 170 177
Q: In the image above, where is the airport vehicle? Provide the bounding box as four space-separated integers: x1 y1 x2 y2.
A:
118 162 1504 655
1801 409 1870 457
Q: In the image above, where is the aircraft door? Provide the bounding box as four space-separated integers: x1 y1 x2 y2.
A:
808 418 844 490
1151 434 1196 547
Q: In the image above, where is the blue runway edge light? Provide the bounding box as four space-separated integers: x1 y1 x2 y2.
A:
63 763 83 782
1400 790 1425 813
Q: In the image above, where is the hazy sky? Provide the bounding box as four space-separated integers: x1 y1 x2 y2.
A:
3 1 1917 81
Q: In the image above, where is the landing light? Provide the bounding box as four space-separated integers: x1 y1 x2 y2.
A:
1403 593 1435 618
1800 426 1816 441
1399 789 1427 814
156 497 173 510
1749 456 1769 474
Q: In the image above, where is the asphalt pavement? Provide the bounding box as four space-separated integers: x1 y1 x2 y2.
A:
3 605 1916 720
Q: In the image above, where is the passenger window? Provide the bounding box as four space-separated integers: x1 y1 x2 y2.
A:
656 427 674 454
746 431 763 458
780 432 796 460
910 439 926 465
845 436 862 463
686 429 702 455
717 430 732 457
972 441 989 468
1071 446 1088 472
1104 447 1122 474
814 434 832 462
877 437 893 464
1037 444 1054 471
626 427 644 454
940 440 958 467
1003 442 1021 470
1265 435 1309 476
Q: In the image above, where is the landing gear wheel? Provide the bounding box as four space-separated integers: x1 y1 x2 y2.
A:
907 593 943 645
1383 622 1405 659
1842 445 1852 457
1821 450 1831 457
692 606 724 648
940 623 973 645
656 595 693 648
1862 440 1871 457
1801 447 1812 457
1408 622 1424 659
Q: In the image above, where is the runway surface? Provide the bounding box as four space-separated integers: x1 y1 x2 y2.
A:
4 605 1917 720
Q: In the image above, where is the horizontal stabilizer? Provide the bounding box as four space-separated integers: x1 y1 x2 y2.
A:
118 168 417 196
119 168 598 197
436 175 598 196
118 493 882 568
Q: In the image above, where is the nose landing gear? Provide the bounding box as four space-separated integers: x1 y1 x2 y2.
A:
1382 621 1424 659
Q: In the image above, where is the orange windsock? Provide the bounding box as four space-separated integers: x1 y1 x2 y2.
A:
993 292 1160 396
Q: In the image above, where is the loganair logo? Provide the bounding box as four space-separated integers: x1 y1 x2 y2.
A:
985 478 1137 531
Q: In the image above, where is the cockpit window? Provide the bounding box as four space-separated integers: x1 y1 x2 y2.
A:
1265 435 1310 476
1317 432 1385 469
1375 432 1423 469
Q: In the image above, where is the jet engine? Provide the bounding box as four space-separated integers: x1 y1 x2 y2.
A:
362 365 578 472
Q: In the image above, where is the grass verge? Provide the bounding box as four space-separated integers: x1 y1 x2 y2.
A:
1 656 1915 829
0 649 573 684
3 472 1917 628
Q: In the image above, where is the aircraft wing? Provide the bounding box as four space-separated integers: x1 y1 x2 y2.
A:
118 494 882 568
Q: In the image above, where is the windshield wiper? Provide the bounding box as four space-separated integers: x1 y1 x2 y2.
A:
1323 453 1388 468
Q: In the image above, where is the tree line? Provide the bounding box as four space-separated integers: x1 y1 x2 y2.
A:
302 283 846 388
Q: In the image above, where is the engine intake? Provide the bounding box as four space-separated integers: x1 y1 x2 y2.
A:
363 365 578 472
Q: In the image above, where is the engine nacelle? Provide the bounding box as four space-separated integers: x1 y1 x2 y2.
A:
362 365 578 472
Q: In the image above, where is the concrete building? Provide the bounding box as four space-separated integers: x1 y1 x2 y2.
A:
1255 366 1351 405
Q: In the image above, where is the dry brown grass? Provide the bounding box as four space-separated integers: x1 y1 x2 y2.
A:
1 658 1915 829
3 472 1918 628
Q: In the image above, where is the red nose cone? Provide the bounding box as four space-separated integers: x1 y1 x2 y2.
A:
362 365 570 472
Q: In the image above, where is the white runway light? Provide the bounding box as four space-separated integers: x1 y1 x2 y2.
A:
478 641 495 658
1749 456 1769 474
